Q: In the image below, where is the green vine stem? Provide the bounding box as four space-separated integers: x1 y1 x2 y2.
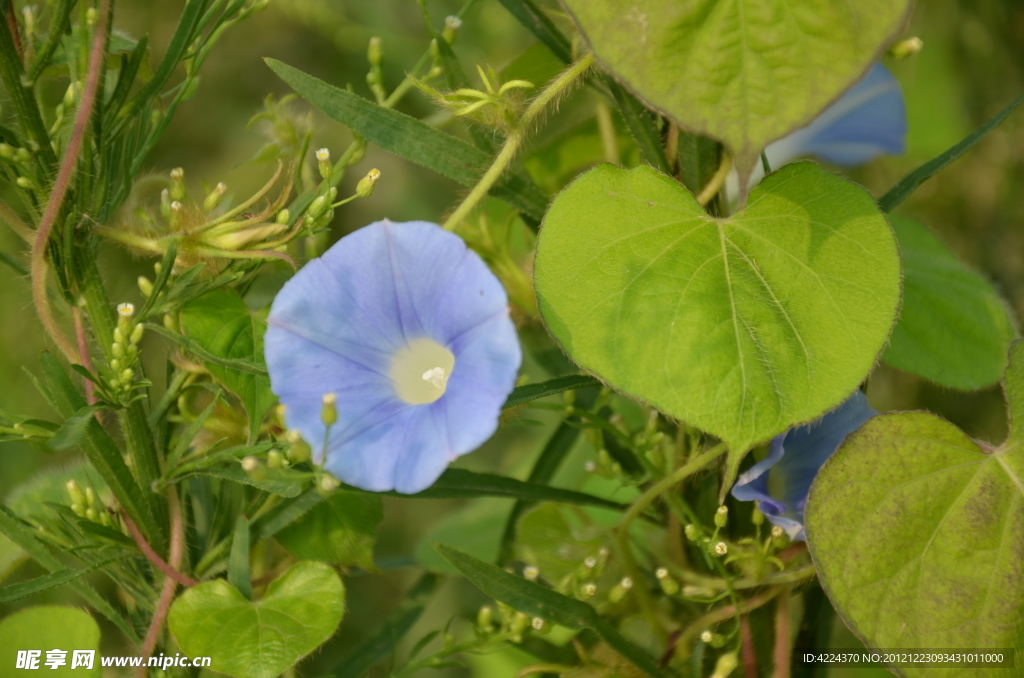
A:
442 52 595 232
676 586 784 661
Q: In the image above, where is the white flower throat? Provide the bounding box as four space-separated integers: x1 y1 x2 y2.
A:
390 337 455 404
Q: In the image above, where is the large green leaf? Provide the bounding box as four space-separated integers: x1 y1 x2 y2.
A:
168 561 345 678
883 216 1017 390
805 340 1024 675
561 0 912 182
275 491 382 570
0 606 101 677
179 288 275 439
435 544 671 678
534 162 901 485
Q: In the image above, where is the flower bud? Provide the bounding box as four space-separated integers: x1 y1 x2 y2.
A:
530 617 549 634
442 15 462 44
276 209 290 224
701 630 727 648
476 605 494 633
63 82 77 109
84 7 96 27
608 576 633 603
120 368 135 383
656 567 680 595
116 303 135 336
285 429 312 464
14 147 29 163
85 487 97 509
710 652 739 678
684 524 700 541
321 392 338 427
85 507 99 522
316 148 332 180
170 167 186 202
0 143 12 159
771 525 789 549
241 456 261 473
66 480 86 514
356 168 380 198
579 582 597 598
308 195 327 219
138 276 154 298
714 505 728 528
16 176 32 189
752 504 765 527
712 541 728 557
160 188 172 219
130 323 144 345
170 200 184 229
204 182 227 212
522 565 539 581
319 473 340 494
267 450 285 469
891 36 923 60
367 37 383 66
111 342 125 359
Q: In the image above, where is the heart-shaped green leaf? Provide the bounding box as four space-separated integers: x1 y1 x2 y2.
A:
0 606 101 677
561 0 912 181
805 341 1024 673
883 215 1018 390
168 561 345 678
534 162 900 482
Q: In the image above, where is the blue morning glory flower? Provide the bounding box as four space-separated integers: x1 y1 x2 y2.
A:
730 391 876 541
732 63 908 192
264 220 522 494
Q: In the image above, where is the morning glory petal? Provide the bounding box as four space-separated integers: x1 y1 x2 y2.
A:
730 390 876 541
770 63 907 167
266 219 522 493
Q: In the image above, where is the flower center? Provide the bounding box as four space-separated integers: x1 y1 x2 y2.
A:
390 337 455 405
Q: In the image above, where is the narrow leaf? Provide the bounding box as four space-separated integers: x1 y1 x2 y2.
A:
387 468 628 511
0 250 27 275
435 544 672 678
229 515 251 600
0 556 122 604
503 374 601 409
47 404 107 452
494 0 572 62
265 59 549 222
879 93 1024 213
145 323 268 376
332 574 439 678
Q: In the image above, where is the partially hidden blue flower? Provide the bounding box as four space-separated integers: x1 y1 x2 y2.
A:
730 391 876 541
264 220 522 493
733 63 908 192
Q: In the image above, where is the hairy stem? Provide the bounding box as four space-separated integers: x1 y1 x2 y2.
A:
72 307 96 405
122 504 199 588
741 615 757 678
0 199 33 243
29 0 111 362
138 489 191 677
442 53 594 231
696 153 733 207
773 587 792 678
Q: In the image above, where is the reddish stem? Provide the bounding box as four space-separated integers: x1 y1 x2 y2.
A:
740 615 757 678
773 588 792 678
72 307 96 405
6 3 22 60
121 507 199 588
137 490 190 678
30 0 111 363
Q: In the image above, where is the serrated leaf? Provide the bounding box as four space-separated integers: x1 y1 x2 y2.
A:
883 216 1017 390
534 162 901 488
805 340 1024 675
435 544 670 678
275 491 382 570
562 0 912 182
168 561 345 678
265 59 549 222
0 606 101 677
0 556 122 604
196 466 309 498
179 289 275 440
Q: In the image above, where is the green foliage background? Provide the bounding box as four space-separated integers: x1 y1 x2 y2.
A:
0 0 1022 675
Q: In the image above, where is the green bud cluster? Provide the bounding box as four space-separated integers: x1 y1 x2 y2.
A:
107 304 145 397
366 37 386 104
66 480 113 527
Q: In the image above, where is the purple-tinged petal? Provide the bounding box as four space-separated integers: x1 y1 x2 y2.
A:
266 220 521 494
730 390 876 541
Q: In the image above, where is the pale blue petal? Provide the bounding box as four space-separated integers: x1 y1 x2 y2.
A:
730 390 875 541
768 63 907 167
265 220 521 494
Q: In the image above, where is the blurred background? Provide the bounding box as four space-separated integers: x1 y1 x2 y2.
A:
0 0 1022 675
